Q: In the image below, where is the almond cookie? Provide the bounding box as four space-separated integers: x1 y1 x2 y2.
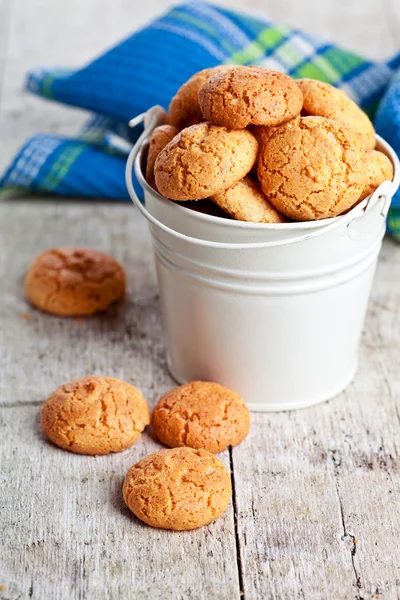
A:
297 79 376 150
154 122 258 200
211 177 286 223
258 116 366 221
122 447 231 530
152 381 250 454
198 66 303 129
167 65 235 130
41 377 150 455
146 124 179 189
25 247 126 316
359 150 394 201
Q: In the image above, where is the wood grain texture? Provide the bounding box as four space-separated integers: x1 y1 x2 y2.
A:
0 404 239 600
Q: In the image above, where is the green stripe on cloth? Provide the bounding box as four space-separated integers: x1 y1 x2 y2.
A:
388 209 400 242
322 47 365 78
41 144 86 191
228 25 288 65
169 9 237 55
275 41 304 69
292 54 340 82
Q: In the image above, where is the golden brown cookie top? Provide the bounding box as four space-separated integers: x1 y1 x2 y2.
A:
258 116 366 221
25 247 126 316
211 177 286 223
359 149 394 201
122 447 232 530
145 124 179 189
41 377 150 455
152 381 250 454
168 65 235 130
297 79 376 150
198 66 303 129
154 122 258 200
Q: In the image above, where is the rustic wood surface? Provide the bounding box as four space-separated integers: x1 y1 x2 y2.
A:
0 1 400 599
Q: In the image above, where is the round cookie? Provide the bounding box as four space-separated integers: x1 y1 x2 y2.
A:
41 377 150 455
122 447 231 530
297 79 376 150
152 381 250 454
154 122 258 200
258 116 366 221
168 65 235 130
211 177 286 223
146 124 179 189
198 66 303 129
359 150 394 201
25 247 126 316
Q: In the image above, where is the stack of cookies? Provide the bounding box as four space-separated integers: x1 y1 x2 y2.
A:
145 66 394 223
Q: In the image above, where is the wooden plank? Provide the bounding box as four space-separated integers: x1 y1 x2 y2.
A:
0 0 12 107
0 404 240 600
0 201 176 408
232 239 400 600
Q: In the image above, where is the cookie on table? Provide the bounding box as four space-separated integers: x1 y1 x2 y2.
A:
25 247 126 316
297 79 376 150
122 447 231 530
146 124 179 189
152 381 250 454
211 177 286 223
154 122 258 200
41 377 150 455
258 116 366 221
198 66 303 129
359 150 394 201
168 65 235 130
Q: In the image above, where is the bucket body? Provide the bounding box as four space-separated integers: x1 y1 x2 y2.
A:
127 108 400 411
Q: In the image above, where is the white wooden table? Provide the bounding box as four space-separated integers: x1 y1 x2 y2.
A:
1 2 400 599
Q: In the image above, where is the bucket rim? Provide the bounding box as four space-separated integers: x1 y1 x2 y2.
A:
134 132 400 232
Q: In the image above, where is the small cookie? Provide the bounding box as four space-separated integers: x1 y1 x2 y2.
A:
41 377 150 455
25 247 126 316
122 447 231 530
359 150 394 201
198 66 303 129
152 381 250 453
146 125 179 189
258 116 366 221
154 122 258 201
297 79 376 150
211 177 286 223
168 65 234 130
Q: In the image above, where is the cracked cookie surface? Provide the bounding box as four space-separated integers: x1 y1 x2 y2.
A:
122 446 232 530
211 176 286 223
146 124 179 189
258 116 366 221
25 247 126 316
154 122 258 200
41 376 150 455
198 66 303 129
152 381 250 454
297 79 376 150
167 65 235 130
359 150 394 201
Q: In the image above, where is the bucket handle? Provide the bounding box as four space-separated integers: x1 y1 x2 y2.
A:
125 111 392 250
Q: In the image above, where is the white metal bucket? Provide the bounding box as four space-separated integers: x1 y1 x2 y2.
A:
126 107 400 411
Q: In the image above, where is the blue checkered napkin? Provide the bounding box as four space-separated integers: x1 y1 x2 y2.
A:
1 1 400 238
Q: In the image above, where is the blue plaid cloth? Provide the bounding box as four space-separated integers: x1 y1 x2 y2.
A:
1 1 400 237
